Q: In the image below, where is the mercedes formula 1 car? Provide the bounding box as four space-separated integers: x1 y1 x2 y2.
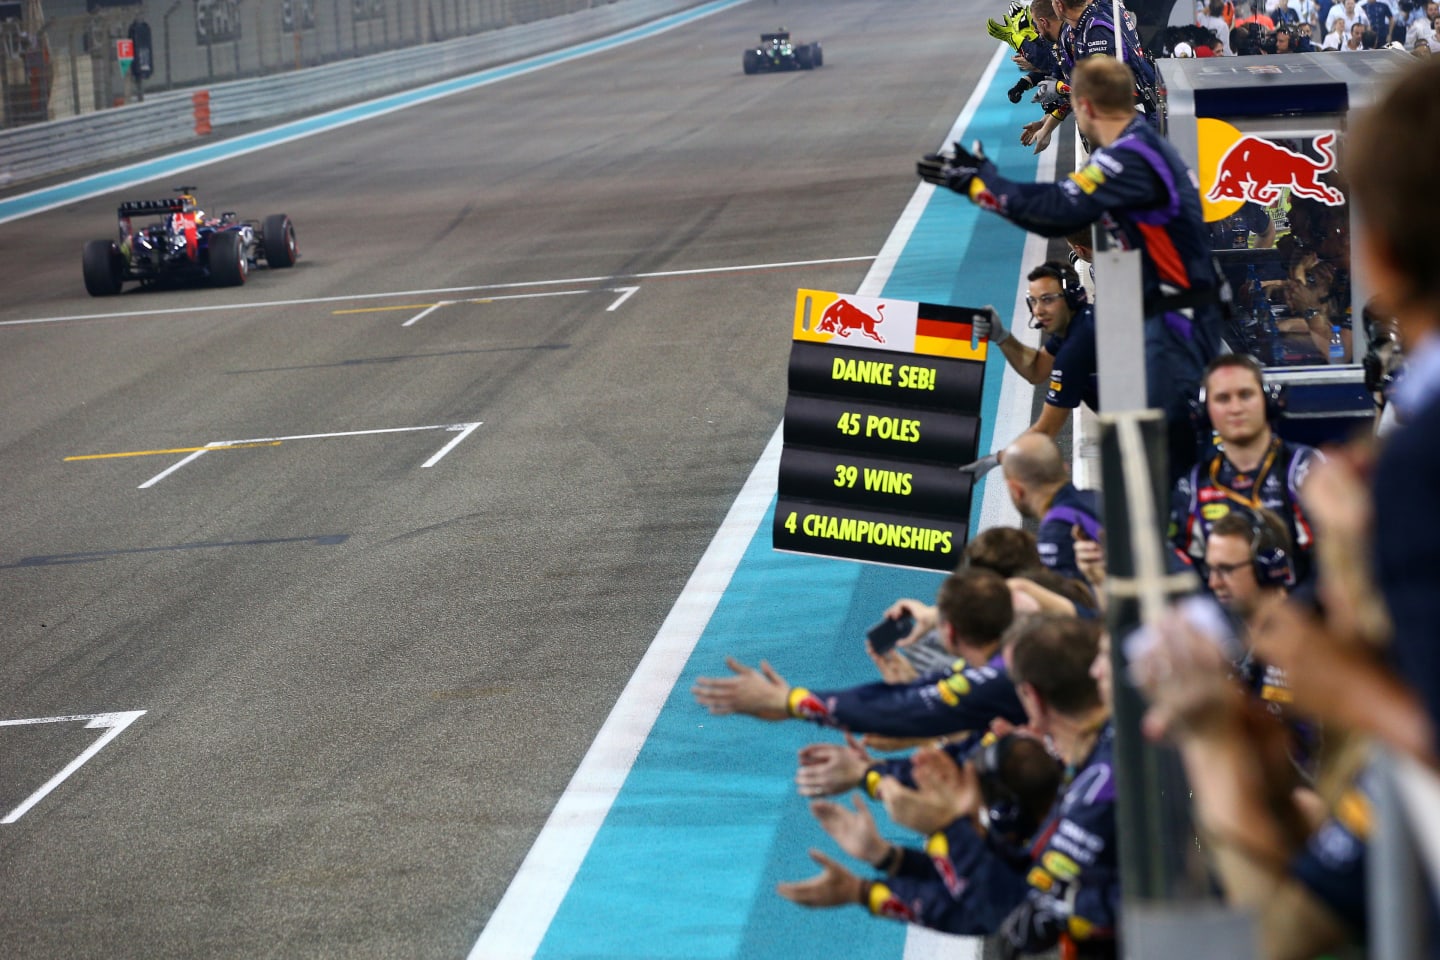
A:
82 187 298 296
742 31 823 74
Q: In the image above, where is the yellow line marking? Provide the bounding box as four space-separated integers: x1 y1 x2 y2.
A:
332 303 440 315
331 297 504 316
65 441 282 461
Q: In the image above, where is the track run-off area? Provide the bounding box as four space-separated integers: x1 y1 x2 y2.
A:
0 1 1053 957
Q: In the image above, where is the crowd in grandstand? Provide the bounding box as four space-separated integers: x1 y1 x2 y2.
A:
1162 0 1440 57
692 2 1440 955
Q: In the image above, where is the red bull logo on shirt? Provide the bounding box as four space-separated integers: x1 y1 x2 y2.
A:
1198 119 1346 223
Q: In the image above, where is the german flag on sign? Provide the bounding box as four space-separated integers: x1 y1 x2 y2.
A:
916 302 987 362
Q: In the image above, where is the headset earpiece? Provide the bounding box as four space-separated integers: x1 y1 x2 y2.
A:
1262 380 1287 424
1248 510 1293 588
1060 267 1087 312
1026 261 1087 325
973 737 1017 808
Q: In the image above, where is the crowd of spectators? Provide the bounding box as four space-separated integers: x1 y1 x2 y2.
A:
1161 0 1439 58
689 3 1440 955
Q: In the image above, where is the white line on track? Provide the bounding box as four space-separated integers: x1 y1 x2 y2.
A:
468 41 1011 960
393 289 597 326
606 286 640 312
135 421 481 488
0 711 146 824
207 423 477 445
403 301 453 327
0 256 874 328
421 422 482 468
138 448 211 489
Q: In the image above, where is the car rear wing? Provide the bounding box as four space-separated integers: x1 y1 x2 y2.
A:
117 198 187 216
761 32 790 42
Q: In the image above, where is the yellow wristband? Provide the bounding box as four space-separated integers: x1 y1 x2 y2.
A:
865 880 896 915
967 177 989 202
786 686 813 717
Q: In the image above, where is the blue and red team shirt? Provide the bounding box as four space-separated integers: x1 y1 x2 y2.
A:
787 652 1028 740
967 115 1224 443
860 814 1034 937
1169 436 1322 587
1289 764 1373 938
1044 304 1101 413
1000 721 1120 956
856 723 1119 953
1038 482 1104 587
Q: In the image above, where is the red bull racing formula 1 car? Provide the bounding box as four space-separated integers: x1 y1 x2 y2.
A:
82 187 298 296
742 31 823 74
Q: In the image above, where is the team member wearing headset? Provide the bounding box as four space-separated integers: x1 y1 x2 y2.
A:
968 260 1099 475
922 56 1224 485
1170 353 1322 587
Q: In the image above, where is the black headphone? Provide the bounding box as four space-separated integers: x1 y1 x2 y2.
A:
971 734 1061 842
974 735 1019 810
1192 353 1287 442
1242 507 1293 588
1027 261 1088 326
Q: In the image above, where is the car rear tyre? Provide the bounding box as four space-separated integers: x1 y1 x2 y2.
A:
743 49 760 74
262 214 298 268
797 44 814 69
83 239 125 296
209 230 248 287
811 43 823 67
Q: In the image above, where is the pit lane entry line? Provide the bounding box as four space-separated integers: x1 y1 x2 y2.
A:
0 711 146 824
0 256 872 328
61 421 482 488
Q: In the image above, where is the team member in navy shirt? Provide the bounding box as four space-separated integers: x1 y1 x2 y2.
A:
921 55 1224 483
971 261 1099 469
775 617 1116 955
692 568 1027 740
999 433 1102 588
1170 354 1322 587
777 735 1062 936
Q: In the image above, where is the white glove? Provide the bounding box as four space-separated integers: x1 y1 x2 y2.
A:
1030 78 1071 113
959 453 1001 478
974 305 1011 345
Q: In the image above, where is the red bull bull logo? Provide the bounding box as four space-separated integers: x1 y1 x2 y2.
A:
816 298 886 344
931 851 967 897
1198 119 1346 222
788 691 833 724
1207 132 1344 207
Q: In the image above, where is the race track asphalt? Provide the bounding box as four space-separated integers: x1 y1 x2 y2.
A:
0 2 1007 956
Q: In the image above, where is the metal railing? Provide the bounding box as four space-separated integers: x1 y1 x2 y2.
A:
1369 745 1439 956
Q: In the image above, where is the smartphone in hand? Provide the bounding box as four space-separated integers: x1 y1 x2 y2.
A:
866 614 916 655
